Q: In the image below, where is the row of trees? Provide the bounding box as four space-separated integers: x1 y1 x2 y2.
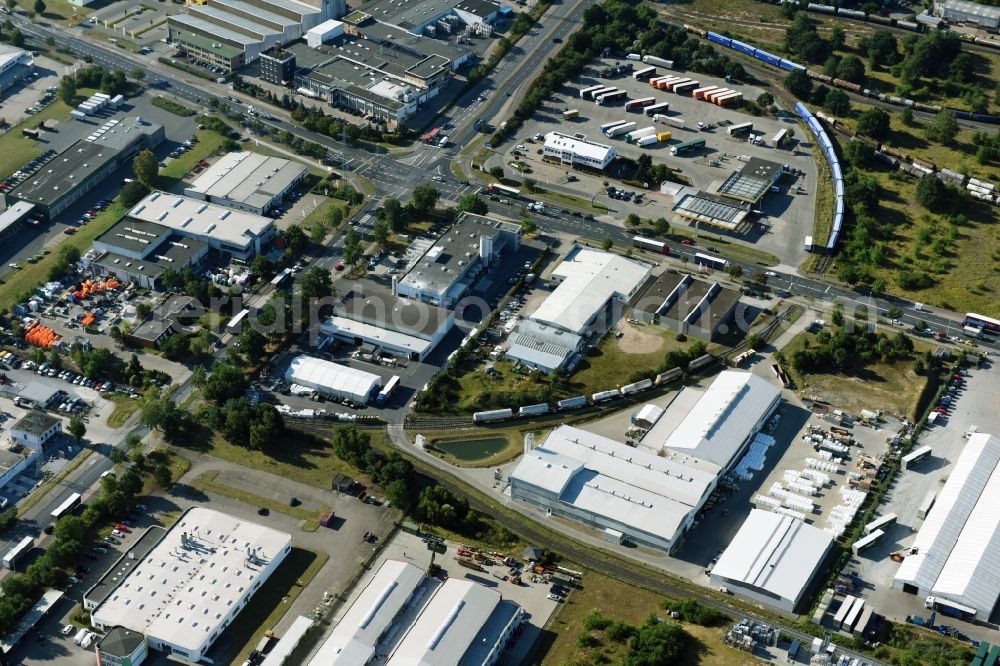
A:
332 427 415 509
791 327 914 376
201 400 284 450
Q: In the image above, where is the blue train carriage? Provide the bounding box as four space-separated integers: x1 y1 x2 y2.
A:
706 32 732 48
729 39 757 57
756 50 782 68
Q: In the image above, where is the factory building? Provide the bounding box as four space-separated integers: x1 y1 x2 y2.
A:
509 425 721 552
505 246 649 373
0 202 37 243
395 213 521 307
5 117 165 220
710 509 834 613
542 132 617 171
934 0 1000 29
893 433 1000 619
182 151 308 214
632 272 741 341
321 286 455 361
284 355 381 403
87 507 292 662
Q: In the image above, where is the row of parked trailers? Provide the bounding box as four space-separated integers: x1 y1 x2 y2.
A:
831 595 876 636
472 362 715 423
647 76 743 106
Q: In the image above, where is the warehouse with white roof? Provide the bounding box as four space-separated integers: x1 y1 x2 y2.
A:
309 560 523 666
284 355 381 403
506 246 649 373
710 509 833 612
183 152 308 214
543 131 617 170
893 433 1000 618
641 370 781 469
509 425 721 551
88 507 292 662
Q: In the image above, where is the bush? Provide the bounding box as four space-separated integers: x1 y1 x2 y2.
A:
665 599 729 626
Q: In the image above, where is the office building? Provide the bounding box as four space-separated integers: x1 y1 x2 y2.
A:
542 132 617 171
88 507 292 662
182 151 308 214
0 47 34 96
5 117 164 220
10 411 61 447
96 626 149 666
258 46 297 85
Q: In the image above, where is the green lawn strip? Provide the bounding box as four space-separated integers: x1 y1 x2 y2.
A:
297 197 349 234
192 470 325 531
106 394 140 428
808 133 834 250
530 186 608 213
226 547 329 666
158 130 226 184
689 233 781 268
16 449 93 517
151 96 196 117
0 200 127 312
450 161 467 182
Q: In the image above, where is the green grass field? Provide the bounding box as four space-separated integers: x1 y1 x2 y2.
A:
192 469 328 531
106 394 140 428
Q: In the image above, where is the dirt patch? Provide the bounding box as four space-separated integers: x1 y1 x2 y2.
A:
617 322 666 355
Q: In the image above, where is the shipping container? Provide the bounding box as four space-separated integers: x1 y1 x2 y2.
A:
670 137 705 156
730 40 757 57
863 513 897 535
518 403 551 417
727 121 754 136
633 66 656 80
656 131 671 142
704 89 732 103
109 94 125 108
663 77 690 91
655 76 682 90
606 122 636 137
562 109 579 119
843 598 866 631
644 102 670 116
706 32 731 48
715 91 743 106
648 76 669 88
642 55 673 69
756 50 782 68
832 596 856 628
772 128 789 147
625 96 657 112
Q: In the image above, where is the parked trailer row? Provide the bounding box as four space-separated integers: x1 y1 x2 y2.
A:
625 97 657 112
588 86 617 101
597 90 628 105
672 80 700 95
600 120 630 133
626 126 656 143
633 66 657 80
644 102 670 116
580 84 605 100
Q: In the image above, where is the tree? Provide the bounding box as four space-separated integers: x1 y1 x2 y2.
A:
915 173 954 212
109 448 128 465
654 217 670 236
235 326 266 361
121 180 149 207
68 416 86 443
862 29 898 67
159 334 190 362
377 197 407 233
823 88 850 116
33 0 44 15
856 107 890 140
4 0 14 11
249 404 284 450
456 193 488 214
520 217 536 234
784 68 812 100
283 225 306 253
342 228 363 266
601 237 612 251
410 183 439 214
202 362 247 403
58 76 76 105
153 464 172 489
130 67 144 81
900 106 914 125
299 266 333 300
925 110 959 144
251 255 274 279
372 219 389 247
836 55 865 84
755 92 774 108
309 223 325 244
625 213 640 228
843 140 874 168
139 389 177 431
489 166 504 180
0 508 17 533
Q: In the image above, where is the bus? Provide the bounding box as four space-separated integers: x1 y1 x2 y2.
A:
964 312 1000 335
633 236 669 255
50 492 81 520
925 596 977 622
376 375 401 406
486 183 521 198
694 252 728 271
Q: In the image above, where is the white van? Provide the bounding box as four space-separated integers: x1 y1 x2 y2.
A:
73 628 88 645
81 631 97 649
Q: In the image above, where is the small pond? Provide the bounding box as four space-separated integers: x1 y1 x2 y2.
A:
435 436 509 461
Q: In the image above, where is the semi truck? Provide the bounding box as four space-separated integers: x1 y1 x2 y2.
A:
673 80 700 94
376 375 401 406
625 97 656 112
633 66 656 80
597 90 627 104
727 122 754 136
670 138 705 156
925 596 977 622
606 122 636 138
637 134 659 147
642 55 673 68
600 120 629 133
580 85 604 100
626 126 656 143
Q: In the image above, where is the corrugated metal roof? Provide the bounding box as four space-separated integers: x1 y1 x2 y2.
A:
284 355 380 403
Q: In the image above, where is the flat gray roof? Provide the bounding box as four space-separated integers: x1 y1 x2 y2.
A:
337 287 451 338
364 0 457 30
210 0 299 27
168 14 259 46
97 626 146 657
716 157 782 203
188 5 283 39
637 272 740 325
184 152 307 209
84 526 167 609
672 192 748 231
454 0 499 17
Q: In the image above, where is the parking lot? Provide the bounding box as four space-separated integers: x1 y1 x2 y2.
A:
491 56 818 265
845 360 1000 638
0 55 61 131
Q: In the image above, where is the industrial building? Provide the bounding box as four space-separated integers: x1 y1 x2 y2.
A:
121 192 276 260
284 355 381 403
0 202 36 243
934 0 1000 29
10 412 61 447
542 132 617 171
321 286 455 361
509 425 721 552
89 216 211 290
893 433 1000 619
670 190 750 232
0 47 34 97
292 16 472 126
96 626 149 666
716 157 783 205
505 246 649 373
640 370 781 469
88 507 292 662
306 18 345 47
5 117 165 220
395 213 521 307
309 558 522 666
183 151 308 214
166 0 338 72
354 0 501 37
632 272 740 341
709 509 834 613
